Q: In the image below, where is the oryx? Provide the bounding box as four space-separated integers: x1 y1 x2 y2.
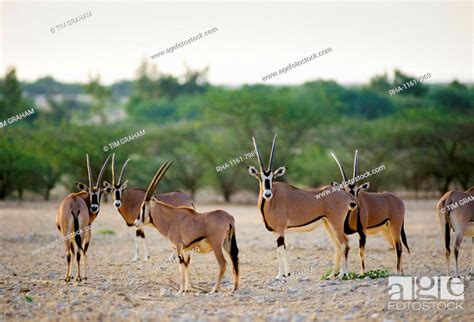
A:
247 135 358 279
103 154 194 262
134 161 239 293
331 150 409 275
437 187 474 277
56 192 90 282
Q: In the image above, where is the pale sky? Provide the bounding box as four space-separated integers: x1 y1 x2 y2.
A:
1 0 472 85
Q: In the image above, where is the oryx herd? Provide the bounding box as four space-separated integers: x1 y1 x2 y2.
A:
55 135 473 292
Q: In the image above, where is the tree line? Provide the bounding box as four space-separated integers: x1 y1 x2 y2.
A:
0 62 473 201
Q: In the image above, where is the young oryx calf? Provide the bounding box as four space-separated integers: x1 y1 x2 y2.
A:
103 154 194 262
247 135 358 279
56 193 90 282
437 187 474 277
331 151 409 275
134 161 239 293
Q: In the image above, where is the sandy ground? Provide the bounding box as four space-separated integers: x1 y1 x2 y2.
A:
0 199 472 321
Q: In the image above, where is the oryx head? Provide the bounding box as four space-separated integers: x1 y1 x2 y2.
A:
134 161 174 227
76 154 111 214
103 154 130 209
247 134 286 201
331 150 371 198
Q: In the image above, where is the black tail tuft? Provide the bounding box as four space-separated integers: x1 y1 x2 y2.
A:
72 211 83 252
444 221 450 254
401 222 410 254
229 225 239 275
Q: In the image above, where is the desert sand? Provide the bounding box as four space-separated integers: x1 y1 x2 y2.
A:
0 199 472 321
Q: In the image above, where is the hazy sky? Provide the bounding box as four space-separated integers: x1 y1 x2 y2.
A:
1 1 472 85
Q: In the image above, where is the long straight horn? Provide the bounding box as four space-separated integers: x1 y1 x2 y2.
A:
118 158 131 184
252 137 265 172
144 161 174 201
96 154 111 186
353 150 359 179
86 154 93 187
111 153 116 185
331 152 349 182
267 134 277 171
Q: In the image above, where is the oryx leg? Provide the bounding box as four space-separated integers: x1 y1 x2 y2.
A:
273 231 289 280
382 227 396 249
138 229 150 261
183 252 191 292
75 245 82 282
211 242 227 292
64 240 73 282
132 229 141 262
388 222 403 275
358 229 367 275
176 245 187 294
83 240 89 280
323 220 342 278
453 233 464 278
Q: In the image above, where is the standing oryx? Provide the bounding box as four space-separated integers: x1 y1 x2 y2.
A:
134 161 239 293
103 154 194 262
56 192 90 282
437 187 474 277
331 150 409 275
247 135 358 279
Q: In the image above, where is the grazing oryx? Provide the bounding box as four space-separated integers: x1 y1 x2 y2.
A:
247 135 358 279
331 151 409 275
76 154 111 223
56 192 90 282
134 161 239 293
103 154 194 262
437 187 474 277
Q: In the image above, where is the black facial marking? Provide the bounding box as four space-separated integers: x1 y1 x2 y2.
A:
115 190 120 200
264 179 271 190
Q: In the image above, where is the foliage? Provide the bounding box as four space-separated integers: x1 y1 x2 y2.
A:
0 65 473 201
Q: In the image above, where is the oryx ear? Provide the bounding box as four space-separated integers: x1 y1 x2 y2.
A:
102 181 112 193
122 180 128 190
103 181 111 188
273 166 287 178
331 181 339 187
359 182 371 191
247 166 260 179
76 182 88 191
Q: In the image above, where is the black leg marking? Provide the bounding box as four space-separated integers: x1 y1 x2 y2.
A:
178 255 185 264
136 230 145 238
67 253 71 263
344 244 350 259
84 242 89 253
277 236 285 249
70 242 75 255
396 242 402 272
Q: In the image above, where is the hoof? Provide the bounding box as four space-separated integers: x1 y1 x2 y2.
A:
211 287 219 293
75 277 82 282
132 256 139 262
143 256 150 261
83 276 88 280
